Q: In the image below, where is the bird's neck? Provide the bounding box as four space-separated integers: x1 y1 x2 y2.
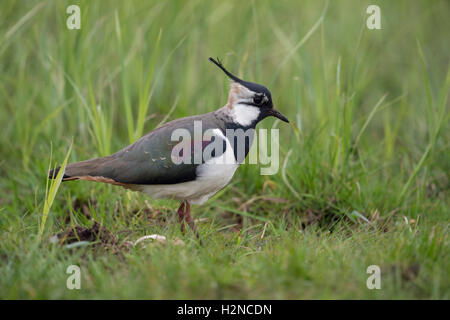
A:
214 105 257 163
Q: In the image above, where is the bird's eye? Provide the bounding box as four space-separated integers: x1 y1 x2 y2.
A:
253 95 263 105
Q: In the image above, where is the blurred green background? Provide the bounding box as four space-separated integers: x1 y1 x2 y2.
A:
0 0 448 299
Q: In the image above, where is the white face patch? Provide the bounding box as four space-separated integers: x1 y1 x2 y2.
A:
227 82 261 126
231 104 260 126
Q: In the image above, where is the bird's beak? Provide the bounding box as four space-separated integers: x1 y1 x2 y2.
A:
269 108 289 123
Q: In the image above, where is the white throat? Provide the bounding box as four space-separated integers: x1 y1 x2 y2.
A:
230 104 260 126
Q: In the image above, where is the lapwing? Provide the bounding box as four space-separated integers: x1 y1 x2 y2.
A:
49 57 289 237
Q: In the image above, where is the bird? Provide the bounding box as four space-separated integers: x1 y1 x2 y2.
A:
49 57 289 238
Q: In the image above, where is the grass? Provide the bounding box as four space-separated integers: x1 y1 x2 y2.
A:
0 0 448 299
39 141 72 238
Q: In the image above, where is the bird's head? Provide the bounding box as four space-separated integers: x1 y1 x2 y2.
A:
209 57 289 127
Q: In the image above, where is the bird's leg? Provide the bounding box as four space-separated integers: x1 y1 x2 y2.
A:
176 201 199 239
183 202 199 238
177 201 186 233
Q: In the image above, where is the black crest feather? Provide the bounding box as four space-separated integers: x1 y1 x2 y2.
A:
208 57 273 101
208 57 243 83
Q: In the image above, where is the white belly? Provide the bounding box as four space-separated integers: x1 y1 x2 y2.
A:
138 129 239 204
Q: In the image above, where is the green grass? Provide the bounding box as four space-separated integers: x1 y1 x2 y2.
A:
0 0 448 299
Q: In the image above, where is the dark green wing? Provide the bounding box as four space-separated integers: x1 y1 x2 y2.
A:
62 112 227 185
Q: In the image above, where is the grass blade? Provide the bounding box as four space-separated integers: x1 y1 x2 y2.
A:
39 141 73 239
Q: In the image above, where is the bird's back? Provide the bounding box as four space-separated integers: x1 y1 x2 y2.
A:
51 110 227 186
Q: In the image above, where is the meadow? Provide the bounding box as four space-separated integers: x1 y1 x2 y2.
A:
0 0 448 299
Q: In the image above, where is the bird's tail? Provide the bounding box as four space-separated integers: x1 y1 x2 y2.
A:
48 157 112 181
48 166 70 180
